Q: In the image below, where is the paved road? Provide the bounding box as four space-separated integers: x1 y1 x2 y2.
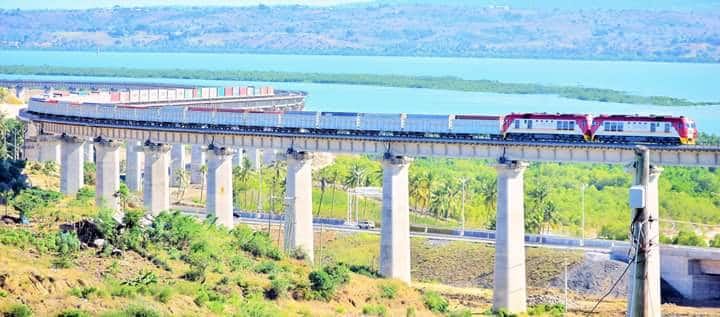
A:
176 204 614 253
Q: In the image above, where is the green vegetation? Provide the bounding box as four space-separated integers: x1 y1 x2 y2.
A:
423 291 449 313
3 304 32 317
3 65 719 107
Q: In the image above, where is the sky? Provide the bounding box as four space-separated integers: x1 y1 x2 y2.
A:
0 0 371 10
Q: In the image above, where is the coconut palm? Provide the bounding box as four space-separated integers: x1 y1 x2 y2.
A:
173 168 189 202
199 164 208 202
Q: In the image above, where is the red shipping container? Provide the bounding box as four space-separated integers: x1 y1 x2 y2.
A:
240 87 248 96
224 87 232 96
110 92 121 101
192 88 198 97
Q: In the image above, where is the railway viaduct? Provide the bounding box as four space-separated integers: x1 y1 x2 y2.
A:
19 106 720 314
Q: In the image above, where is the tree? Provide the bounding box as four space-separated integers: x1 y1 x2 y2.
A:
11 190 44 223
116 182 130 213
0 189 12 216
673 230 707 247
173 168 189 202
315 173 328 216
477 176 497 227
198 164 208 202
526 181 551 233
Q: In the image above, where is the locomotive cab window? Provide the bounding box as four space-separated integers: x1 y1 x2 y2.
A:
665 123 671 133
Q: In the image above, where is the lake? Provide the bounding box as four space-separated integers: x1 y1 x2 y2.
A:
2 50 719 133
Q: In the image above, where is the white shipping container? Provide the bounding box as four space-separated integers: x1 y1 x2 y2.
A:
167 89 176 100
176 89 185 100
201 88 211 98
159 89 168 101
139 90 149 102
451 116 502 135
247 87 255 96
184 89 193 99
120 91 130 102
405 114 451 134
148 89 159 102
209 88 217 98
360 113 403 132
130 90 140 102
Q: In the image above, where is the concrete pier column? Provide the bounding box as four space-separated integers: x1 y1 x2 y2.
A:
38 135 61 164
263 149 277 165
284 150 314 262
493 160 529 314
95 139 121 211
84 142 95 163
143 142 171 216
206 145 235 228
233 148 245 168
60 135 85 195
170 144 186 187
190 145 206 184
125 141 143 192
380 154 412 283
246 147 262 170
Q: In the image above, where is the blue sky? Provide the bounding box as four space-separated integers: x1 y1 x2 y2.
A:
0 0 371 10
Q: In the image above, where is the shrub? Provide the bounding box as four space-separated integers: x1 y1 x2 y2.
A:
711 234 720 248
405 307 416 317
265 275 290 299
528 304 564 316
362 305 388 316
55 231 81 257
70 286 99 299
348 264 379 278
253 261 278 274
447 309 472 317
379 283 397 299
100 305 160 317
232 227 281 260
673 230 707 247
4 304 32 317
237 298 280 317
308 263 351 301
57 309 91 317
75 187 94 203
155 287 173 303
423 291 449 313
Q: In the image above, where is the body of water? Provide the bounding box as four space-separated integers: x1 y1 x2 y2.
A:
2 50 719 133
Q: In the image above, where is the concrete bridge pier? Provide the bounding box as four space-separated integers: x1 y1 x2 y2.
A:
125 141 143 192
38 135 61 164
206 145 235 228
493 160 529 314
60 135 85 195
143 142 171 216
190 145 206 184
264 149 278 165
247 147 262 170
170 144 186 187
380 154 412 283
233 148 245 168
84 142 95 164
95 139 121 211
284 149 314 262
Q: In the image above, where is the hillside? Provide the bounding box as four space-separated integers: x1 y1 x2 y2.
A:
1 4 719 62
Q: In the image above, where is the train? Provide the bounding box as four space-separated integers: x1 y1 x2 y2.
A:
27 97 698 145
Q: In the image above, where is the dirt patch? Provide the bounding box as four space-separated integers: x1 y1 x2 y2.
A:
549 252 629 298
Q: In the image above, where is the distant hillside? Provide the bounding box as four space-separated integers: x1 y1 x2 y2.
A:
1 4 719 62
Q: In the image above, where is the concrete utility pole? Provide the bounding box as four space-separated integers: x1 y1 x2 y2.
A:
628 146 661 317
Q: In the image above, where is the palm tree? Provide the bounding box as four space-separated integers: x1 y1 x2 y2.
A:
477 176 497 226
199 164 208 202
327 168 341 214
315 173 329 216
174 168 189 202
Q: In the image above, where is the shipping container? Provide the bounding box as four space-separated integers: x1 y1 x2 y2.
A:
201 88 211 98
167 89 176 101
148 89 159 102
139 90 149 102
451 115 503 135
319 112 359 131
194 88 200 98
209 87 218 98
247 86 255 96
360 113 403 132
129 90 140 102
232 86 239 97
185 89 193 99
405 114 451 134
158 89 168 101
119 91 130 102
218 87 225 97
110 92 121 102
246 111 281 127
224 87 233 97
267 87 275 95
240 86 248 97
176 88 185 100
282 111 319 129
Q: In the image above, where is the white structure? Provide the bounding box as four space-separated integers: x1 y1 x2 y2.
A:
38 135 60 164
190 145 206 184
379 155 412 283
125 141 143 192
143 143 171 215
84 142 95 163
493 160 529 313
206 145 234 228
95 139 121 211
284 150 314 262
170 144 186 187
60 136 84 195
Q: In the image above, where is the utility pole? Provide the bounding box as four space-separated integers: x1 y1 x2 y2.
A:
628 146 661 317
580 183 587 247
460 177 468 236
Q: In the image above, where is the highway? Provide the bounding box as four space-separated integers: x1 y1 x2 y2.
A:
175 205 620 253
